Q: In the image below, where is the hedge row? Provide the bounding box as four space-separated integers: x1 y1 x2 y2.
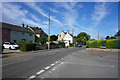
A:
86 39 120 49
20 43 36 51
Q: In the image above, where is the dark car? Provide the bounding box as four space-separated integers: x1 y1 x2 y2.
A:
76 44 82 47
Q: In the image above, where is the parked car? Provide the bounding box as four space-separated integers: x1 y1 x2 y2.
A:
100 46 106 49
3 42 19 50
76 44 82 47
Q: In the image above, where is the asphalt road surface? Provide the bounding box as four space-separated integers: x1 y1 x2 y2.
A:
2 47 82 79
2 47 119 80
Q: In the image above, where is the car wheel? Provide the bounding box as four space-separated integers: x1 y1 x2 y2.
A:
9 47 11 50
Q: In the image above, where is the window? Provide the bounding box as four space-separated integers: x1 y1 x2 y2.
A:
3 29 8 34
14 31 18 35
29 33 32 36
22 32 25 35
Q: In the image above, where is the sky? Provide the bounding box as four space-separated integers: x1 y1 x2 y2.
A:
1 2 118 40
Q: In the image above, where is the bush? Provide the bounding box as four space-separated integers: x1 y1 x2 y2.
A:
88 41 94 48
58 41 64 45
20 42 36 51
114 39 120 49
86 41 89 48
93 40 97 48
105 39 115 49
87 39 120 49
101 40 106 46
97 40 101 48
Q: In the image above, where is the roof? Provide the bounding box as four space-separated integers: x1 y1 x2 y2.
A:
29 27 48 36
1 22 34 34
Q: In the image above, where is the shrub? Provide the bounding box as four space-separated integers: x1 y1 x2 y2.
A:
58 41 64 45
97 40 101 48
101 40 106 46
88 41 94 48
93 40 97 48
105 39 115 49
86 41 89 48
20 42 36 51
114 39 120 49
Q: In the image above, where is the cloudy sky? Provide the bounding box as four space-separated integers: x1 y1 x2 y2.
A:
1 2 118 39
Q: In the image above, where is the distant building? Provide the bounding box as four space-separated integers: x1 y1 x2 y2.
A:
27 27 48 42
58 30 76 47
1 22 35 43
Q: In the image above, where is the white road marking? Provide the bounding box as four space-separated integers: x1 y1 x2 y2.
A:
52 67 56 71
36 70 45 75
55 61 58 63
50 63 55 66
45 66 51 70
61 62 64 64
29 75 36 79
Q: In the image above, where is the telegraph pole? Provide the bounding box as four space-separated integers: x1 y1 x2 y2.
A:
98 31 99 40
48 9 50 50
72 28 74 36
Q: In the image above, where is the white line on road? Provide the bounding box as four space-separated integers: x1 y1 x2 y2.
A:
29 75 36 79
45 66 51 70
50 63 55 66
36 70 45 75
55 61 58 63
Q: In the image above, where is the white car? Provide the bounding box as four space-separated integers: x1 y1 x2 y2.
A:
3 42 19 50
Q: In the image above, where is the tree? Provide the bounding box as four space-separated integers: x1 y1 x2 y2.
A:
39 36 47 44
76 32 90 45
50 35 58 41
105 36 110 39
115 30 120 36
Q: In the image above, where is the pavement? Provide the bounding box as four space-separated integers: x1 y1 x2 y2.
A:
2 47 119 80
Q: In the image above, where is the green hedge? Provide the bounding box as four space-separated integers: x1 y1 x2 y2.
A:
20 43 36 51
114 39 120 49
86 39 120 49
105 39 115 49
97 40 101 48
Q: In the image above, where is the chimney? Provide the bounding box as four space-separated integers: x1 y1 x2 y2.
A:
21 23 24 27
62 30 63 32
26 25 28 28
67 30 69 34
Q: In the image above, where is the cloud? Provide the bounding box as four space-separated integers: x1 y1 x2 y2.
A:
50 8 58 13
2 3 27 20
43 21 48 25
92 2 108 26
2 3 47 29
30 13 41 22
25 2 63 27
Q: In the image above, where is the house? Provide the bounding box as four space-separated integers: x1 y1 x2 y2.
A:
1 22 35 43
27 26 48 42
58 30 75 47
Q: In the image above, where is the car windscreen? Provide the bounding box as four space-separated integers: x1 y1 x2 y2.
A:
10 42 16 45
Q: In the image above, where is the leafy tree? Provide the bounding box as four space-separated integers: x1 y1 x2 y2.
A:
76 32 90 45
115 30 120 36
39 36 47 44
105 36 110 39
50 35 58 41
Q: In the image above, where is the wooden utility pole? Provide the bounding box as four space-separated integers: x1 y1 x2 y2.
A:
48 9 50 50
98 31 99 40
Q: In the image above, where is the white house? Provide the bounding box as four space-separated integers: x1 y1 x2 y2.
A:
58 30 75 47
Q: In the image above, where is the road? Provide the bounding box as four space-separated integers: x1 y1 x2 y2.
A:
2 47 82 79
2 47 119 80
